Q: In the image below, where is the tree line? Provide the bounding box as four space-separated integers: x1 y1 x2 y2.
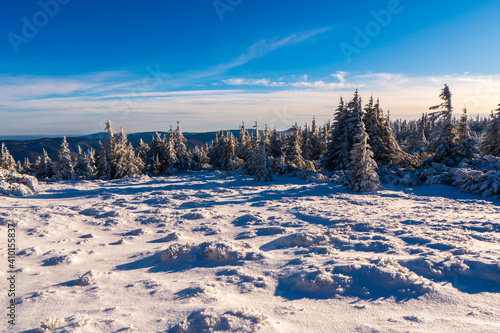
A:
1 85 499 192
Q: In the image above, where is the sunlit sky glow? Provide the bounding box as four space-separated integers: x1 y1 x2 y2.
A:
1 0 500 136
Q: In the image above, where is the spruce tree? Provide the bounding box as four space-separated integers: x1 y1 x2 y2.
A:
458 107 477 160
96 120 116 179
173 122 190 171
479 103 500 157
38 149 54 179
0 143 16 171
53 137 74 180
424 84 461 166
254 136 273 182
147 132 166 174
347 122 380 192
284 123 306 170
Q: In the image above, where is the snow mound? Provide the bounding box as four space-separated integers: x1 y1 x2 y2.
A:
278 258 433 299
182 211 205 220
160 241 263 265
275 231 330 248
170 308 269 333
233 213 264 226
175 283 219 301
401 257 500 292
42 254 76 266
0 168 37 196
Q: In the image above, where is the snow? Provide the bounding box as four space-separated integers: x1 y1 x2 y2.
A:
1 172 499 332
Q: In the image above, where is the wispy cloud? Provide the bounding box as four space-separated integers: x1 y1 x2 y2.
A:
218 27 332 71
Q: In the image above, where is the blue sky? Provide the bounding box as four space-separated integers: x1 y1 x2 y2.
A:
1 0 500 136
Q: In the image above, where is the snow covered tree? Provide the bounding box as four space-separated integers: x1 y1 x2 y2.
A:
309 116 326 161
37 149 54 180
379 112 418 168
237 122 251 160
74 147 96 179
96 120 116 179
269 127 282 158
363 97 385 163
173 122 190 171
0 143 16 171
458 107 477 160
113 127 144 178
190 145 209 170
22 157 33 175
254 136 273 182
163 131 178 174
283 123 306 170
347 121 380 192
146 132 166 174
52 137 74 180
424 84 461 166
479 103 500 157
404 113 428 159
322 90 362 171
136 139 150 162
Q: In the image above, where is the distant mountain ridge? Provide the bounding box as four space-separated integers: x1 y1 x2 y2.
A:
1 130 249 162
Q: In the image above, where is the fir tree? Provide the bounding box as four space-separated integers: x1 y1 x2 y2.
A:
254 136 273 182
38 149 54 179
96 120 116 179
347 122 380 192
424 84 461 166
173 122 190 171
74 146 96 179
52 137 74 180
322 90 362 171
479 103 500 157
269 127 282 158
458 107 477 160
284 123 306 170
237 122 251 160
136 139 150 162
363 96 385 163
0 143 16 171
146 132 166 174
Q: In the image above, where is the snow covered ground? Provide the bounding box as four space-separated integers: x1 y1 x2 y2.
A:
1 172 499 332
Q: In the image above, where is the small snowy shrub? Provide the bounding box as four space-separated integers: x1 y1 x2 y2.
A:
0 168 38 196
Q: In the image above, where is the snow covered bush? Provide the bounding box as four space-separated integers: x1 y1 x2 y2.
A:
0 168 38 196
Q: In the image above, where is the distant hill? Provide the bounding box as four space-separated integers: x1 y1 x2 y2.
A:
1 130 249 163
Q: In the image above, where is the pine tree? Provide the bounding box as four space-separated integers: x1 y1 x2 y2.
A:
347 122 380 192
283 123 306 170
163 131 178 174
52 137 74 180
146 132 166 174
269 127 282 158
74 146 97 179
254 136 273 182
458 107 477 160
424 84 461 166
237 122 251 160
173 122 190 171
96 120 116 179
479 103 500 157
363 97 385 163
191 145 209 170
0 143 16 171
136 139 150 162
322 90 362 171
309 116 325 161
23 157 33 175
38 149 54 179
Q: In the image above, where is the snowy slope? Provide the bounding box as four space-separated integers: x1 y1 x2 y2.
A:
1 172 499 332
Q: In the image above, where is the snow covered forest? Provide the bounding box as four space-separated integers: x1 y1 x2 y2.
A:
2 85 500 197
